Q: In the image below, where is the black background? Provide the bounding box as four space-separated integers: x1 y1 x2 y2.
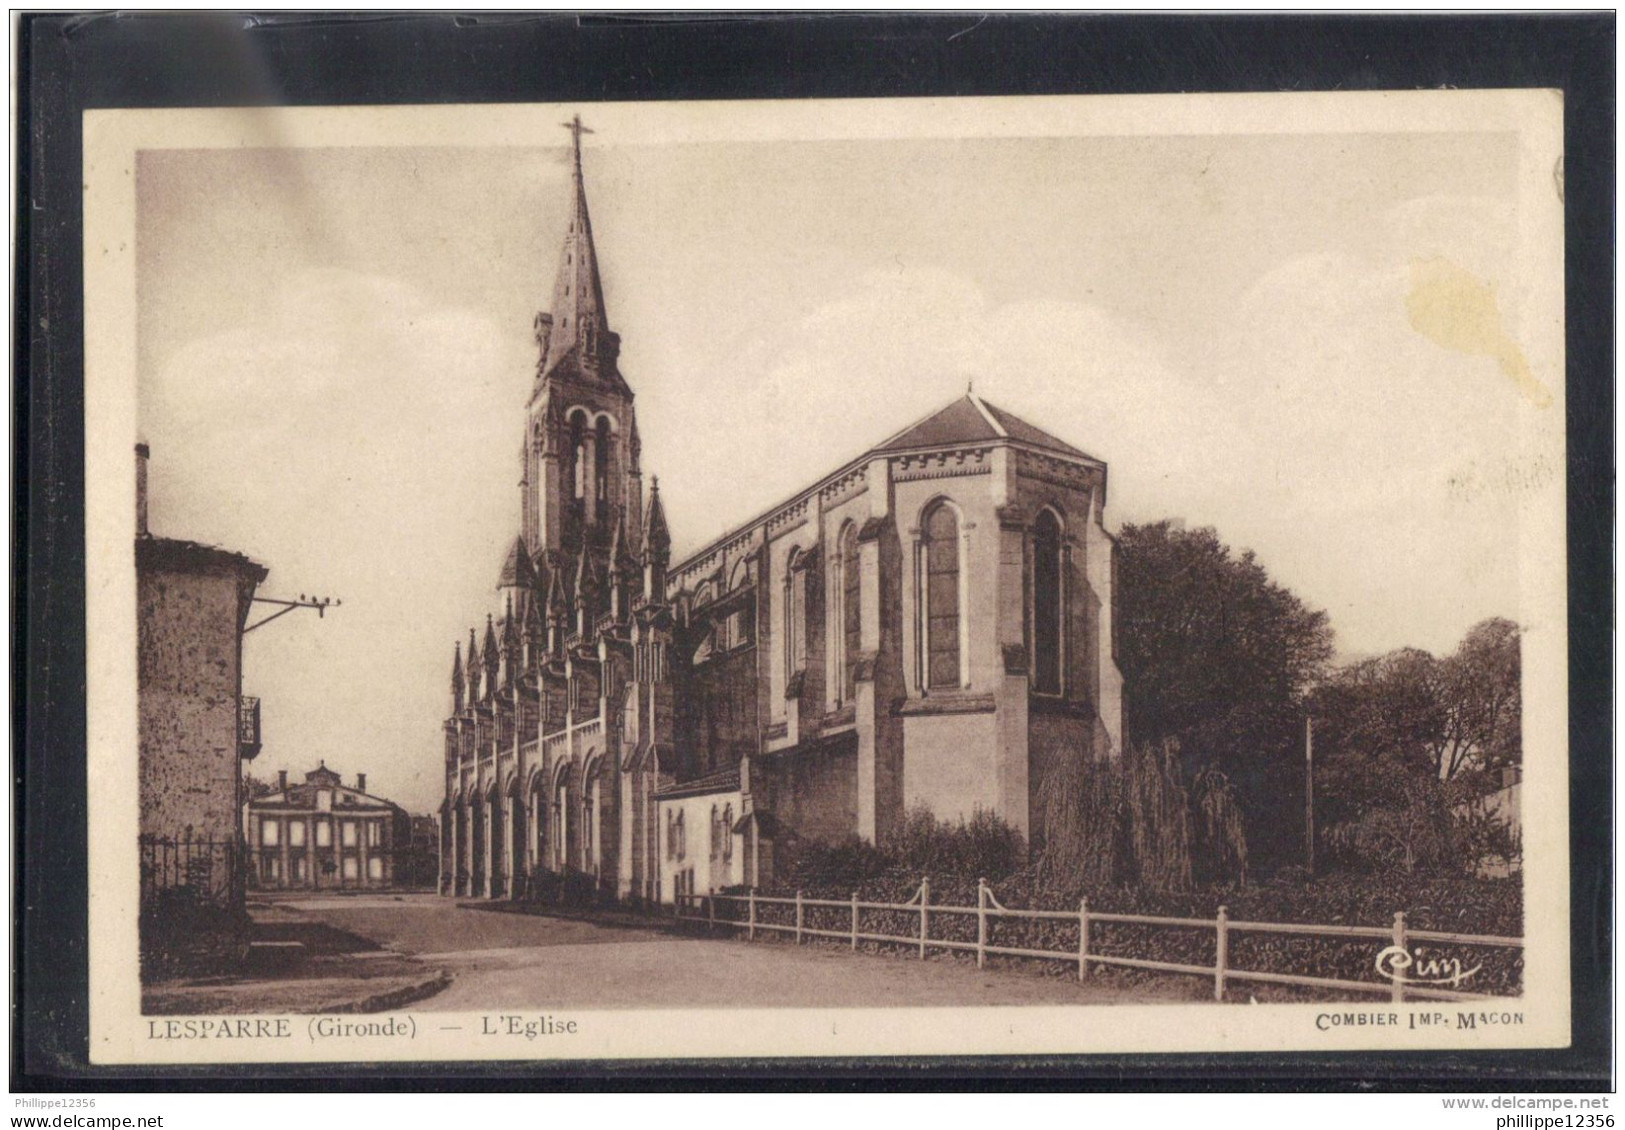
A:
14 11 1614 1090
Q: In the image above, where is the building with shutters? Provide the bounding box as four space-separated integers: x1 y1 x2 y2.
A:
244 764 411 890
438 118 1124 906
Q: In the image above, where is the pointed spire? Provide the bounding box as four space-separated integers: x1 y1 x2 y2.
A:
450 641 465 713
575 539 602 635
523 586 546 666
547 559 569 619
608 509 636 620
466 627 481 702
502 594 519 650
608 507 633 573
642 475 671 560
483 614 500 673
642 475 670 603
540 114 611 379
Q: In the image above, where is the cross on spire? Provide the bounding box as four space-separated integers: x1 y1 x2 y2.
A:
562 113 594 168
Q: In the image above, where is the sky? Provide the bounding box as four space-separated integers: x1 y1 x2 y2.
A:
135 116 1553 815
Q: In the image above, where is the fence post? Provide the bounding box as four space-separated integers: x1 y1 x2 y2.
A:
795 889 803 945
919 877 930 960
976 878 988 969
708 892 716 934
1078 897 1090 981
1214 905 1229 1002
1390 911 1408 1004
748 888 757 942
850 890 859 950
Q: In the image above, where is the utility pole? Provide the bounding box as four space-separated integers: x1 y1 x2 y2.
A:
1304 714 1316 877
244 593 342 633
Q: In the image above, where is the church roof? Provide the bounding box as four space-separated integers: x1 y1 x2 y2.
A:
668 391 1103 579
875 393 1096 461
655 766 742 800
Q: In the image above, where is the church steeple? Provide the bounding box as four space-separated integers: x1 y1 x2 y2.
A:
524 114 640 574
537 114 617 384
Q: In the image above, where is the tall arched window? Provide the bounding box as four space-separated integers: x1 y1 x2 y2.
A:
581 778 595 873
1032 509 1064 695
568 413 586 501
923 502 961 689
841 523 861 702
784 549 803 681
594 416 612 512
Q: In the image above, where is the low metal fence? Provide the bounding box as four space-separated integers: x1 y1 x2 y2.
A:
674 877 1522 1003
139 835 242 909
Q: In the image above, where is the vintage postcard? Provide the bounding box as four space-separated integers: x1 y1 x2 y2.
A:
84 91 1567 1065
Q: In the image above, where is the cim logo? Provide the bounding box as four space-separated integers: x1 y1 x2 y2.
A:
1374 944 1481 988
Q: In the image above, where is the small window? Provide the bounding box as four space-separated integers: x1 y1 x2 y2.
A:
367 821 381 847
288 820 306 848
367 857 383 881
341 821 358 848
261 819 279 847
315 820 332 848
710 805 720 859
722 805 734 861
342 856 359 880
677 811 686 860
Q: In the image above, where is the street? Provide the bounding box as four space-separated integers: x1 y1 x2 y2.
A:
277 893 1205 1010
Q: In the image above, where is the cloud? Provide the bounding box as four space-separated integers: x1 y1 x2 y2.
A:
646 250 1532 662
142 266 534 819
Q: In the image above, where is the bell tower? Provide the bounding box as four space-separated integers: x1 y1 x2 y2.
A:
523 114 643 575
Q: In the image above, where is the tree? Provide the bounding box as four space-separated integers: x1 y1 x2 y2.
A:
1313 618 1522 786
1115 521 1334 870
241 771 278 801
1439 617 1521 782
1312 618 1523 875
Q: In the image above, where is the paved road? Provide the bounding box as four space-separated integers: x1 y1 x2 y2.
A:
276 893 1204 1010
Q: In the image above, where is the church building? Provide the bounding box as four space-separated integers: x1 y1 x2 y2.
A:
439 119 1123 905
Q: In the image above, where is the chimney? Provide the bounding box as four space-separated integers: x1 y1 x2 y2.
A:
277 769 287 793
356 772 367 793
135 442 150 537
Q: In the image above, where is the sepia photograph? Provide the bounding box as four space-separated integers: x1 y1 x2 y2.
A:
80 89 1568 1065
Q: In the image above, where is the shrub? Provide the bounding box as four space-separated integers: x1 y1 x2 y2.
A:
521 866 600 908
1036 739 1247 894
774 807 1026 896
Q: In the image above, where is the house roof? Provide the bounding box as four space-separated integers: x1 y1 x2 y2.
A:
246 783 399 813
136 535 268 584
